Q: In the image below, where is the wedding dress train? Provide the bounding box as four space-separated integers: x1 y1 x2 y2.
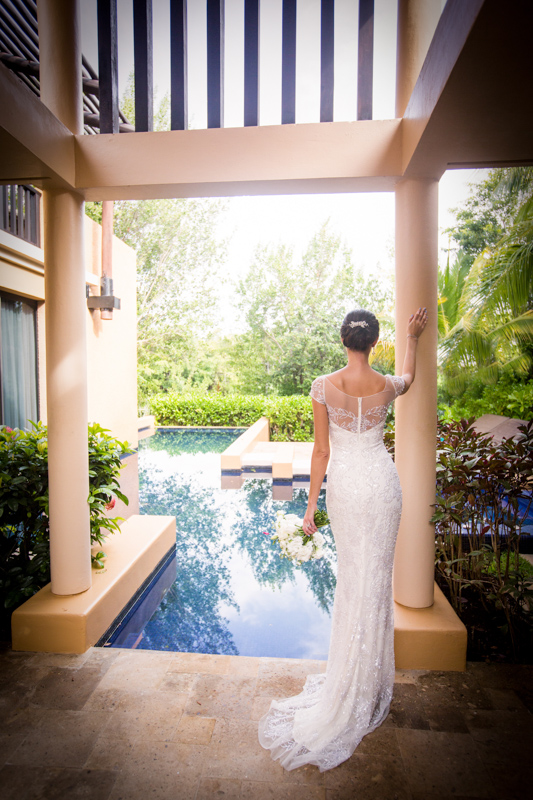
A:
257 373 406 772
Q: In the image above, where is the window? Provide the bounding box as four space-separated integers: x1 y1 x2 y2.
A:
0 291 38 430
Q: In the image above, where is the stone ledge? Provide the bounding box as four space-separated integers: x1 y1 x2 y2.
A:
394 583 467 671
11 514 176 654
220 416 270 471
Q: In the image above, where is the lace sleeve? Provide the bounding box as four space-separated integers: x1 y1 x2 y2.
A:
310 376 326 405
390 375 406 397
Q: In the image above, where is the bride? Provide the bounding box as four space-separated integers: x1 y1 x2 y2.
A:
258 306 428 772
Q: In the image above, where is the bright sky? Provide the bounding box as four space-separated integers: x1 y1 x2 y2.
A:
80 1 489 325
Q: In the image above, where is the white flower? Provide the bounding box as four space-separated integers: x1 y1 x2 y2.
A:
312 531 325 547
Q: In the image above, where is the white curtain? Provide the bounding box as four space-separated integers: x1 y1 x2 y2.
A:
1 295 38 430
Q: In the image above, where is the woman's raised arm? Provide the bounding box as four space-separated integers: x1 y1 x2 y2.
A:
401 307 428 390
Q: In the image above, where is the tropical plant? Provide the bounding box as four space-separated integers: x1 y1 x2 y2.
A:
0 423 132 633
431 418 533 661
439 168 533 395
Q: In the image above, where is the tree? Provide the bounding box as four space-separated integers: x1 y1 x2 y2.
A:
439 168 533 395
85 81 229 409
445 169 527 269
231 223 395 395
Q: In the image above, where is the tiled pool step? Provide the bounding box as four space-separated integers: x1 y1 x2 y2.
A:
220 419 321 497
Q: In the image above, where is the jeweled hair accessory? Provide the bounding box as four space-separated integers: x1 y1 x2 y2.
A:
349 320 369 328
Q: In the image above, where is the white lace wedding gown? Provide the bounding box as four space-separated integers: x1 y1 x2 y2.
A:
258 373 406 772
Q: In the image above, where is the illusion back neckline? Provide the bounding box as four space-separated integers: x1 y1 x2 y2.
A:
324 374 389 400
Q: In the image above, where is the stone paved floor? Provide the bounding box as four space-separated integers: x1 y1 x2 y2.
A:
0 645 532 800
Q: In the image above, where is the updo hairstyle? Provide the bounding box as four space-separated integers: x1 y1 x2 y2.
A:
340 309 379 352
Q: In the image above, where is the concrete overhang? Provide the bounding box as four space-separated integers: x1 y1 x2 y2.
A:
403 0 533 178
2 0 532 199
0 61 75 190
74 120 403 201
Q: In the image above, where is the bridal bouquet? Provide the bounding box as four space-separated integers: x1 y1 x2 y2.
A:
266 509 329 565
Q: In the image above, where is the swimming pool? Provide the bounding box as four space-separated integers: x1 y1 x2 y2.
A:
107 428 337 658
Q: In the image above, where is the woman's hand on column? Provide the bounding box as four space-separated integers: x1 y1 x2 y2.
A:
407 307 428 339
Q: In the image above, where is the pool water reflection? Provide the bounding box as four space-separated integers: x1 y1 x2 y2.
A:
133 429 337 658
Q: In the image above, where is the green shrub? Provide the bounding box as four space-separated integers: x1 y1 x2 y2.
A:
150 393 315 442
431 417 533 662
444 375 533 421
0 422 132 634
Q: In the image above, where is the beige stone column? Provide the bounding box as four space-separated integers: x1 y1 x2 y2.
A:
38 0 91 594
396 0 443 117
394 178 438 608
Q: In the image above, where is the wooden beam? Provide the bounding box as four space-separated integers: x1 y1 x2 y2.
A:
320 0 334 123
170 0 187 130
83 113 134 133
133 0 153 132
207 0 224 129
244 0 259 127
281 0 296 124
357 0 374 121
97 0 119 134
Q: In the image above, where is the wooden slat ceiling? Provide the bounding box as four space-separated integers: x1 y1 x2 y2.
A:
0 0 132 134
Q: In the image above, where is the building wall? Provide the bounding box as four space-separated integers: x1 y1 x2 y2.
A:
83 215 138 450
0 210 139 516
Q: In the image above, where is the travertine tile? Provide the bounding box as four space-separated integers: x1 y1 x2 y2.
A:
484 759 533 800
394 669 425 684
417 670 493 711
356 726 402 758
228 655 261 677
250 695 274 721
173 715 216 744
85 735 138 771
108 740 206 800
32 766 118 800
324 753 412 800
0 650 531 800
168 652 232 675
485 688 529 712
83 687 126 713
423 703 470 733
466 711 532 765
157 671 198 693
0 763 39 799
256 659 321 698
0 733 26 767
184 674 256 720
0 665 50 716
101 690 188 742
8 709 110 768
109 772 199 800
29 665 105 710
25 651 92 670
196 777 242 799
396 729 492 797
0 651 38 681
95 658 170 692
282 762 325 786
0 705 44 745
388 683 430 730
241 781 326 799
205 718 285 782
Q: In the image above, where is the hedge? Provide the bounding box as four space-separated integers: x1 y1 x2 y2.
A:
149 393 314 442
